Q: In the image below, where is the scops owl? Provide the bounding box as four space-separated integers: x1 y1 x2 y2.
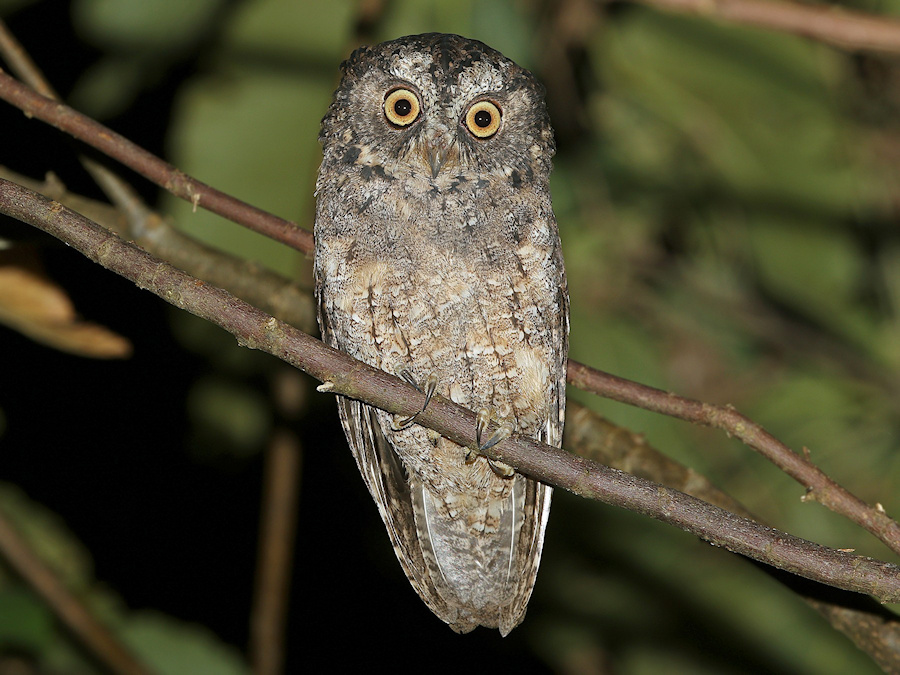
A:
314 33 568 635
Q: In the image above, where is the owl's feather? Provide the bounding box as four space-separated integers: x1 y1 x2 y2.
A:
315 33 567 634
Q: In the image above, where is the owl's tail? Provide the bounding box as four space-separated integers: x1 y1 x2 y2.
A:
410 474 551 636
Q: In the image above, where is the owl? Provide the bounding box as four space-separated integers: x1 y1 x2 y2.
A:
314 33 568 635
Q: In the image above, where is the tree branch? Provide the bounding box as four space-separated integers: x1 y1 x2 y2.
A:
568 361 900 556
566 404 900 674
4 168 896 665
628 0 900 55
0 69 896 561
2 178 900 607
0 69 312 253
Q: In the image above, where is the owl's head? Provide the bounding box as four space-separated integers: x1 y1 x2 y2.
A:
320 33 555 185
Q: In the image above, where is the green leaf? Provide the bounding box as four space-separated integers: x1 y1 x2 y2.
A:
0 586 53 652
120 612 248 675
72 0 226 51
0 483 93 591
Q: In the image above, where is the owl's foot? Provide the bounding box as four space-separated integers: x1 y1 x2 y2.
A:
474 408 514 450
392 371 438 430
469 408 515 477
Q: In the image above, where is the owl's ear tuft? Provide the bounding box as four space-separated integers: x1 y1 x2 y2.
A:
341 45 373 78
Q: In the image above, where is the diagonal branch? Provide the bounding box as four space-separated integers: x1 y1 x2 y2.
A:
2 177 900 606
567 362 900 556
6 169 897 667
0 69 312 253
0 70 896 560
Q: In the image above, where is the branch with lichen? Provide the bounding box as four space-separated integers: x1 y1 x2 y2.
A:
8 167 899 667
3 177 900 609
1 69 897 562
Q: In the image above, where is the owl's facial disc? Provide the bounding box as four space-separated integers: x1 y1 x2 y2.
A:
414 100 503 178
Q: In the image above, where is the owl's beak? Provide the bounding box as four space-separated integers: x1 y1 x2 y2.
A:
426 145 451 178
421 128 458 178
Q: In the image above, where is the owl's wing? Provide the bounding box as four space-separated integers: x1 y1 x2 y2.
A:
498 284 567 635
499 474 553 634
334 373 556 635
335 396 458 622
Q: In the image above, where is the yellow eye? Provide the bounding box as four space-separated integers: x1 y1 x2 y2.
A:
465 100 501 138
384 88 421 127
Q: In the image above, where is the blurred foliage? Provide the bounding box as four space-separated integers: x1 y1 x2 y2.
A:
2 0 900 672
0 484 247 674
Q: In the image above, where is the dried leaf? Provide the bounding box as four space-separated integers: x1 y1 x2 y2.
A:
0 248 131 358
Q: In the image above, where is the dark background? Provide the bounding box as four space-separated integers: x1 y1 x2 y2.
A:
1 0 898 673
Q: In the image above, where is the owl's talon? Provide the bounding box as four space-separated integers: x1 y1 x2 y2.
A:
479 421 513 451
392 414 417 431
487 458 515 478
475 408 491 448
421 373 438 410
392 371 439 430
473 410 515 476
398 368 420 390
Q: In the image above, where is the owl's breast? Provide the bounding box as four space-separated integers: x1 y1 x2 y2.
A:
321 212 557 419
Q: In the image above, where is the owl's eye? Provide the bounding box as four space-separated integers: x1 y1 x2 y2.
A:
464 100 502 139
384 88 421 127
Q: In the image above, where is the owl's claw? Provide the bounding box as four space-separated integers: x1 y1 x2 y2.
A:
476 408 513 450
475 408 491 448
392 371 438 430
479 422 513 451
471 409 515 477
398 369 420 389
487 458 515 478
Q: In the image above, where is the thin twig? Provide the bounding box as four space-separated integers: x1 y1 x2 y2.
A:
0 70 312 253
567 360 900 556
0 505 152 675
0 19 58 98
630 0 900 55
566 403 900 674
2 179 900 606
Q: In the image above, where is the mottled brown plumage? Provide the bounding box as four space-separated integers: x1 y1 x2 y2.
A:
314 33 568 635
